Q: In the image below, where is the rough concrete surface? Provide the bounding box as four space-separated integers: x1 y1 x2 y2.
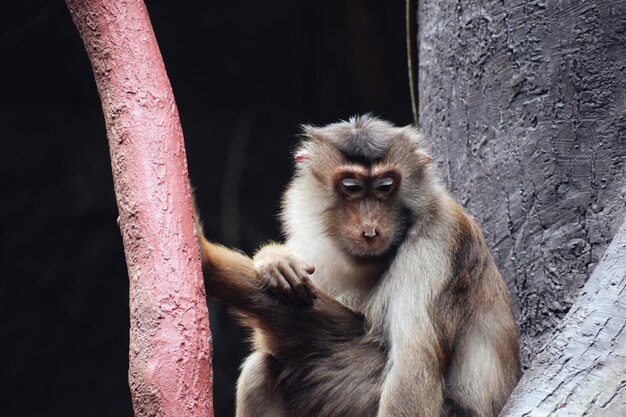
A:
418 0 626 368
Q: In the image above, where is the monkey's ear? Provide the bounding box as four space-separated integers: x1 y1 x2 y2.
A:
415 150 432 165
295 150 310 164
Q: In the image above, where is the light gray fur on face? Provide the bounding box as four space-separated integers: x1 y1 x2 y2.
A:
300 114 420 160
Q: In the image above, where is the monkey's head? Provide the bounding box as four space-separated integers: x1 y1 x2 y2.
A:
282 115 436 260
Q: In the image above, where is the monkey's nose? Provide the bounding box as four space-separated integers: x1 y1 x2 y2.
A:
363 228 378 238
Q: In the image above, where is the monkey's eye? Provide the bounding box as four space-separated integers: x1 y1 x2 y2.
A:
340 178 363 195
374 177 394 194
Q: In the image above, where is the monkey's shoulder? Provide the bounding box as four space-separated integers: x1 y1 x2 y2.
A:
441 202 502 294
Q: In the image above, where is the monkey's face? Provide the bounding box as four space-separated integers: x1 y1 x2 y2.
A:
286 117 431 260
326 165 404 258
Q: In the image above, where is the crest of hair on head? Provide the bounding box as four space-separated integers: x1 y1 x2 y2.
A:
300 114 419 160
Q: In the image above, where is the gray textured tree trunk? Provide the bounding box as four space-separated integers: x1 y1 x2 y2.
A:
418 0 625 414
502 218 625 416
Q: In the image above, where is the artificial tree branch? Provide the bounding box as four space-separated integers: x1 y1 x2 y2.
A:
65 1 214 416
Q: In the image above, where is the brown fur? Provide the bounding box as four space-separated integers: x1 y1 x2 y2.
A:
434 199 521 416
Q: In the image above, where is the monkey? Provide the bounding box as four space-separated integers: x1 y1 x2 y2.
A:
198 115 521 417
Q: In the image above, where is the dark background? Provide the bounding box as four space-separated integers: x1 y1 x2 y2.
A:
0 1 411 416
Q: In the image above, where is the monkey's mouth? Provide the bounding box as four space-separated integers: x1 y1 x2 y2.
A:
344 235 393 259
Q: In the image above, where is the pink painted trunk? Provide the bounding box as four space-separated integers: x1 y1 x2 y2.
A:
65 1 214 416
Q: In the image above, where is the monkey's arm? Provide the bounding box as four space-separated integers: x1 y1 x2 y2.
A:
374 247 448 417
377 321 444 417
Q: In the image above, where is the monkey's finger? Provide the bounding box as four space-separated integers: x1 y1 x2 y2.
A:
279 263 312 305
265 269 296 302
266 264 298 303
294 264 319 304
288 265 314 305
293 264 318 301
301 275 319 300
292 262 313 281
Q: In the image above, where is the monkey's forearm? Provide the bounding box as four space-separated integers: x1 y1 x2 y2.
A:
377 344 444 417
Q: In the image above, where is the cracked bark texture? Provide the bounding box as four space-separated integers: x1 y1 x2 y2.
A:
66 1 214 416
500 216 625 416
418 0 626 368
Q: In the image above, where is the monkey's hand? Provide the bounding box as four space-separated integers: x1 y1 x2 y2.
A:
253 243 318 306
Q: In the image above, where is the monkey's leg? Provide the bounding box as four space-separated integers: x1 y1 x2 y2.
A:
236 351 287 417
444 318 520 417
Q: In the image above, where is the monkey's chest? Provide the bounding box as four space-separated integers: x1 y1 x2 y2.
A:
309 265 374 312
